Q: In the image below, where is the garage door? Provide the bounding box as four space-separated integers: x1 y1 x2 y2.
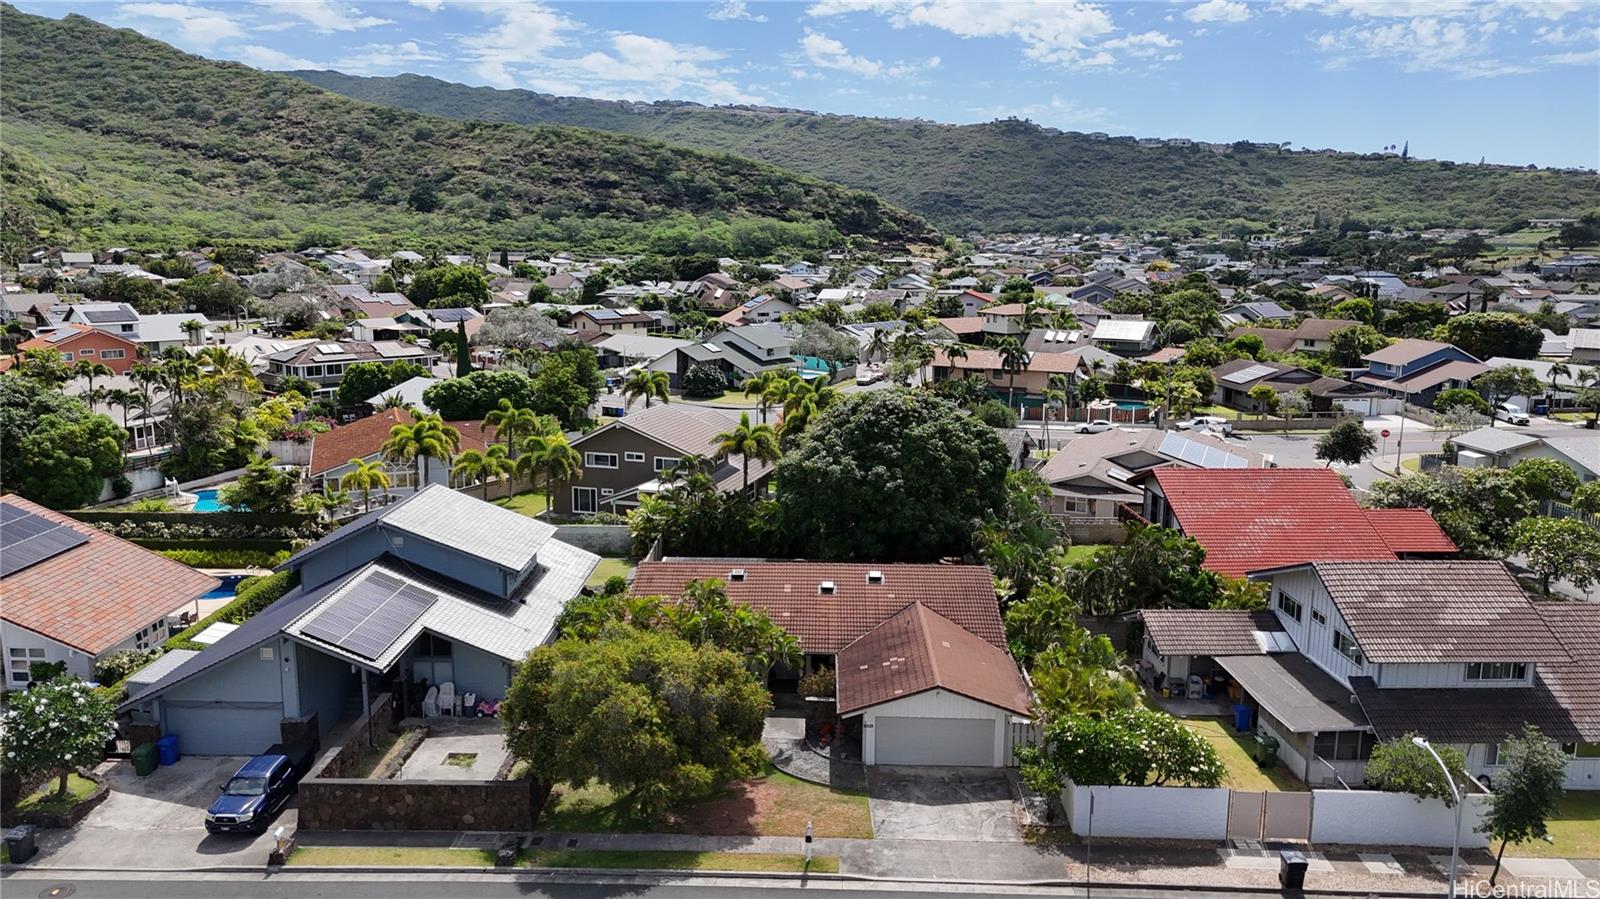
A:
874 716 995 767
163 704 284 756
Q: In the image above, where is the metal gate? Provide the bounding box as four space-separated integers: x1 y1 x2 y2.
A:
1227 791 1312 842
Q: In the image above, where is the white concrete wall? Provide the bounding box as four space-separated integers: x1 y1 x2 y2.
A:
1060 779 1231 840
858 689 1010 767
1310 790 1490 849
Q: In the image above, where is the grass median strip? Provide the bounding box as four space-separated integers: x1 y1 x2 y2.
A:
285 845 838 873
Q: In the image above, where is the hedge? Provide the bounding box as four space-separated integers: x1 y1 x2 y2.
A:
70 510 327 544
164 570 298 652
157 548 292 568
135 538 295 553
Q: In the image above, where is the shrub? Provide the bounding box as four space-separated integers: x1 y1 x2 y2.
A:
681 362 728 398
970 399 1018 429
111 475 133 499
798 667 836 699
27 661 68 684
157 548 292 568
93 649 161 685
165 570 297 651
126 498 174 512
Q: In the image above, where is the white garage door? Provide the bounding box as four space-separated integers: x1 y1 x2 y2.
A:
163 704 284 756
874 716 995 767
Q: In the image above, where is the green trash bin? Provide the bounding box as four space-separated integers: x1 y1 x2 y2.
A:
131 742 159 777
1255 733 1280 768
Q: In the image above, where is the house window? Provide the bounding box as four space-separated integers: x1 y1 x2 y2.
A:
1486 742 1508 766
654 456 679 473
8 647 46 683
1276 591 1303 622
1062 496 1090 515
1310 607 1327 627
1574 743 1600 759
1314 731 1376 762
100 349 125 360
584 452 618 469
991 369 1005 380
624 452 645 464
1333 630 1363 665
78 348 95 356
572 486 598 514
1466 662 1527 681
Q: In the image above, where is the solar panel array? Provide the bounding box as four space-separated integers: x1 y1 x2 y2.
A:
1220 363 1278 385
428 308 476 323
299 570 438 661
0 502 90 577
1158 432 1248 470
83 308 136 323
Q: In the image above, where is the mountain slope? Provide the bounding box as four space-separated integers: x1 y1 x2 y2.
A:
0 7 931 252
293 70 1600 235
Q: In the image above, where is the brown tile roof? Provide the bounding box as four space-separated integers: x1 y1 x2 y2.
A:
936 316 984 335
0 495 218 654
1308 560 1568 665
933 347 1083 374
1141 609 1285 657
1351 675 1583 744
1533 601 1600 741
837 603 1030 716
631 561 1005 654
310 408 413 476
1361 508 1458 555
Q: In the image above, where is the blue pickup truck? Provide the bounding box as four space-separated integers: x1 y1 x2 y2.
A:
204 743 315 835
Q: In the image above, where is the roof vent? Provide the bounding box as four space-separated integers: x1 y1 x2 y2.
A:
729 568 746 582
818 581 836 595
866 570 884 585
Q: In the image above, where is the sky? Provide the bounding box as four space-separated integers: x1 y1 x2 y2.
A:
19 0 1600 168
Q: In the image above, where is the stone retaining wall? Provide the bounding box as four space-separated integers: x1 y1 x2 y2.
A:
551 524 632 556
312 694 392 780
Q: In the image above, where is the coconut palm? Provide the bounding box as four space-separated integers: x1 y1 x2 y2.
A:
453 444 513 499
339 457 391 511
181 319 206 345
129 363 162 412
381 414 461 492
741 370 787 424
865 327 892 363
515 433 583 514
778 379 838 443
714 412 781 494
1548 362 1571 405
994 336 1028 410
159 357 202 405
482 398 551 456
621 368 671 408
71 359 114 394
199 348 261 396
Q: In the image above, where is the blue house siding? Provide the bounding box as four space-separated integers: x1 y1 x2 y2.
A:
450 643 514 701
158 640 285 705
294 526 514 599
1367 345 1479 379
296 644 359 736
297 528 390 591
156 639 289 755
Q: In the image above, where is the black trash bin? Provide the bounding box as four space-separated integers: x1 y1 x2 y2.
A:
4 824 38 864
1279 849 1307 889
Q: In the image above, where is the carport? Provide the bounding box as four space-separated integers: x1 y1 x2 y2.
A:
1215 652 1371 786
837 603 1032 768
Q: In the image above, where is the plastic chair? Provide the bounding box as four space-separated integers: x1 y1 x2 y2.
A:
421 685 439 717
437 682 456 717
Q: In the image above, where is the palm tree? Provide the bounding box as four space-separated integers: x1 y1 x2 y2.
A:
714 412 781 494
129 363 162 412
339 457 392 511
865 327 892 363
453 444 513 498
741 370 787 424
994 336 1028 410
71 359 114 394
1041 385 1063 450
181 319 206 345
621 368 671 408
482 398 549 456
1548 362 1571 407
381 414 461 492
515 433 582 514
159 357 201 405
778 379 838 443
199 348 261 397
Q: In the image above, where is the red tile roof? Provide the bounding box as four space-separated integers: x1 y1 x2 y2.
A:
631 561 1005 654
837 602 1030 716
1362 508 1458 555
0 495 218 654
309 409 490 475
936 316 984 335
1150 468 1398 577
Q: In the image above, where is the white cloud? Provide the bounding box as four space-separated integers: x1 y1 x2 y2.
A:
799 30 932 78
457 2 579 88
807 0 1125 69
1544 47 1600 66
332 40 447 74
408 0 443 10
1536 25 1600 44
971 95 1120 130
1103 30 1182 58
1185 0 1250 24
1317 16 1531 77
708 0 767 22
114 2 243 45
555 34 767 104
253 0 393 33
229 43 320 70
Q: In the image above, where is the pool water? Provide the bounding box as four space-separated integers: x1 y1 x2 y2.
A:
201 574 246 601
192 489 228 512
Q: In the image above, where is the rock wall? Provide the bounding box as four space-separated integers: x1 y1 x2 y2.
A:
550 524 632 556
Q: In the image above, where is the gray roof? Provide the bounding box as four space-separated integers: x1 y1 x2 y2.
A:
1216 653 1368 734
123 648 199 692
363 375 436 413
378 484 556 572
593 332 690 360
1449 425 1541 456
134 313 211 344
1542 432 1600 478
583 403 732 457
723 323 792 350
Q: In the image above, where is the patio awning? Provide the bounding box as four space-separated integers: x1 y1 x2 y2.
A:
1215 653 1368 735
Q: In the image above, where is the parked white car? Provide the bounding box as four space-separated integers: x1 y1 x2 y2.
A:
1495 403 1530 426
1076 419 1115 434
855 366 884 386
1175 415 1230 432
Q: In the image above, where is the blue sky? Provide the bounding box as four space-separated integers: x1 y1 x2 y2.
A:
21 0 1600 168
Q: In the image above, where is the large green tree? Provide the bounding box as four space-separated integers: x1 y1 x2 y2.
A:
0 675 117 797
1364 734 1469 803
775 389 1010 560
422 370 538 421
501 626 770 825
1432 313 1542 360
1315 418 1377 466
0 378 126 508
1477 726 1569 885
407 264 491 308
1070 524 1220 615
1510 516 1600 595
1365 466 1536 558
334 360 428 408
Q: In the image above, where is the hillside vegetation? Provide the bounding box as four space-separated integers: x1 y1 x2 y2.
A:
294 70 1600 235
0 7 930 254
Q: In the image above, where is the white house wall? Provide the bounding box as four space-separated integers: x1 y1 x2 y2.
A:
856 689 1010 767
1 621 92 685
1267 570 1366 688
1374 661 1534 689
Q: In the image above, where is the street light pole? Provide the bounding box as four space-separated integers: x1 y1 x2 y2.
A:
1413 736 1462 899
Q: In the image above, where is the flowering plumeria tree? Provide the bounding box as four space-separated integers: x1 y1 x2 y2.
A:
1 676 117 797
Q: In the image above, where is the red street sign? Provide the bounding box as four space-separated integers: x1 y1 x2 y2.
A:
1380 429 1391 438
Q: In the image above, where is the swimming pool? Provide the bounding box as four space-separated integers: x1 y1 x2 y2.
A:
1114 401 1148 411
201 574 247 601
192 489 228 512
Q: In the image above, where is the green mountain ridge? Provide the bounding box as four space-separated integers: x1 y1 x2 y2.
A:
291 70 1600 235
0 6 931 254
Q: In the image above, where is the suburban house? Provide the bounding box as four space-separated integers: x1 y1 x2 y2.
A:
307 407 490 495
1356 339 1487 407
1090 319 1158 355
117 487 599 755
720 295 798 326
929 347 1088 410
553 404 774 516
1 496 218 687
1210 359 1388 415
1036 429 1273 522
646 324 805 387
1447 426 1599 482
591 333 691 371
1138 467 1456 577
1568 328 1600 365
631 561 1032 768
573 308 654 337
8 323 139 374
327 285 414 320
1220 301 1293 327
1226 318 1360 355
262 340 441 401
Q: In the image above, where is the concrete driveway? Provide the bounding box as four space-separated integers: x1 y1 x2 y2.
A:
866 766 1021 842
30 756 292 870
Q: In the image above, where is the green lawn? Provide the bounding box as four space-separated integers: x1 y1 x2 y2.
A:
1182 718 1307 793
492 490 548 517
15 773 99 813
288 847 496 867
1065 544 1108 564
286 844 838 873
585 557 636 589
1194 404 1244 421
679 391 762 408
1506 793 1600 860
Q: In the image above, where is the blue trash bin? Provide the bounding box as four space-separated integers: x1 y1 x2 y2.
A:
1233 703 1254 733
155 734 180 766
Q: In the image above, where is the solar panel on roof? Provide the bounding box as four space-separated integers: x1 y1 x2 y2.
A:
299 569 436 661
83 308 135 323
429 308 474 322
0 502 90 577
1158 432 1247 470
1221 363 1277 385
